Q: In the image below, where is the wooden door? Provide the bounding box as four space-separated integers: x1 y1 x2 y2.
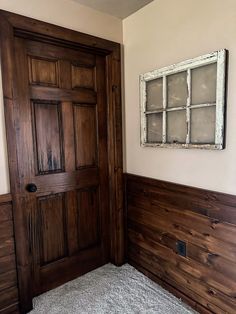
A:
14 37 110 296
0 10 124 314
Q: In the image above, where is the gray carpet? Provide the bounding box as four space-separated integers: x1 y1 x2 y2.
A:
30 264 198 314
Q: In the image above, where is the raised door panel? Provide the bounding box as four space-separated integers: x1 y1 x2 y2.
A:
73 104 98 168
71 64 95 90
32 102 64 175
28 56 59 87
77 188 100 250
38 194 67 265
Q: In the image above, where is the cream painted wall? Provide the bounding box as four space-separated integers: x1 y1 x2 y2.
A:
123 0 236 194
0 0 122 194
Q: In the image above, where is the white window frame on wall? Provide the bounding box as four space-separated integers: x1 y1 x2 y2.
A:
140 49 227 150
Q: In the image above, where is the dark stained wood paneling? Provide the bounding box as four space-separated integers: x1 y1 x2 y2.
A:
125 173 236 314
0 287 19 313
77 188 100 250
38 193 67 264
0 203 12 222
71 65 94 89
0 195 19 313
32 102 63 174
0 271 17 292
0 238 14 259
73 104 97 168
0 255 16 275
0 194 12 204
29 57 59 87
0 221 13 239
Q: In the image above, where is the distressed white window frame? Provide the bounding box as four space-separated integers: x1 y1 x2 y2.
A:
140 50 227 150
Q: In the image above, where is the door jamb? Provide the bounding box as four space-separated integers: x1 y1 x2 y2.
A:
0 10 124 313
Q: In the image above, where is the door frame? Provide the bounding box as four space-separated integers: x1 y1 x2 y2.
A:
0 10 124 313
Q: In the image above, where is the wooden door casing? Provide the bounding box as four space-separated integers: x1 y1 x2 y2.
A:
0 10 124 314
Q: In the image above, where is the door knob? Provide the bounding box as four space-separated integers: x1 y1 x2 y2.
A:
26 183 37 193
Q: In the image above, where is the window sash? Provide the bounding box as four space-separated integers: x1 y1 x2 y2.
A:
140 50 226 150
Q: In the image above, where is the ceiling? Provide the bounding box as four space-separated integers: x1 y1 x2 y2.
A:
73 0 154 19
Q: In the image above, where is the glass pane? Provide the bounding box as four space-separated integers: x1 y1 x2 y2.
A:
147 113 163 143
191 106 216 144
146 78 163 111
167 71 188 108
167 110 187 144
191 63 217 105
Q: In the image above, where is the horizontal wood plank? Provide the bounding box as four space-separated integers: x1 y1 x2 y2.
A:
125 173 236 313
0 255 16 275
0 204 12 223
0 271 17 292
0 303 19 314
0 238 15 259
0 287 18 311
129 260 214 314
0 221 13 240
0 195 11 204
127 174 236 224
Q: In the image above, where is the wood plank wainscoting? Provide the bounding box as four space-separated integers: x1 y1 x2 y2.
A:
125 173 236 314
0 194 19 313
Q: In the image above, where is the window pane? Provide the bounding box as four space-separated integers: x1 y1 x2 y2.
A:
147 113 163 143
167 71 187 108
191 63 217 105
191 106 216 144
167 110 187 144
146 78 163 111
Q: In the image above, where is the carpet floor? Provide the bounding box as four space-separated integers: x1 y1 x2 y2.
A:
30 263 198 314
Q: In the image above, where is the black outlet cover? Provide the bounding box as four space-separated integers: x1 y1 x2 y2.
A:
177 240 186 257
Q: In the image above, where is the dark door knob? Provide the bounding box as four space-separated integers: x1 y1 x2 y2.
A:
26 183 37 193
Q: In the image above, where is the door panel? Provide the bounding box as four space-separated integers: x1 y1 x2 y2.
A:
14 37 110 296
71 64 95 90
38 193 67 265
77 187 100 250
73 104 98 168
28 57 59 87
32 101 64 175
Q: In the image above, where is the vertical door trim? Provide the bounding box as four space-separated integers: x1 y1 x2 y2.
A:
0 10 124 313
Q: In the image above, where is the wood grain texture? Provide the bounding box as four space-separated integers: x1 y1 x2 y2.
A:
29 57 59 87
73 104 97 168
32 102 64 174
71 65 95 89
107 53 124 266
38 193 67 264
0 196 19 314
125 173 236 314
0 10 123 313
14 35 110 302
77 188 100 250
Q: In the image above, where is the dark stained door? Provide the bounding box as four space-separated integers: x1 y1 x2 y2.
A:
14 37 110 296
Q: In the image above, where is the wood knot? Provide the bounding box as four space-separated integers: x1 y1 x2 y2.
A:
208 289 216 296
